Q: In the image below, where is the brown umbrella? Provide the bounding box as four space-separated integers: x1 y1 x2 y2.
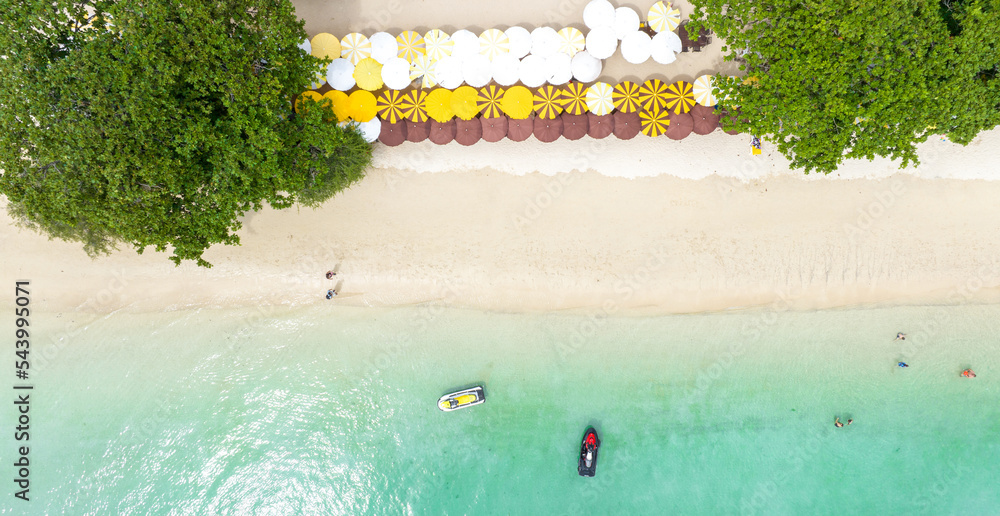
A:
455 118 483 146
379 119 407 146
533 115 563 143
429 120 456 145
666 111 694 140
508 117 534 142
587 113 613 139
562 113 588 140
481 116 508 142
613 111 640 140
406 120 431 142
690 104 720 135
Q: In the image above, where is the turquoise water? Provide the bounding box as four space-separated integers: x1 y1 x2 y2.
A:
6 304 1000 514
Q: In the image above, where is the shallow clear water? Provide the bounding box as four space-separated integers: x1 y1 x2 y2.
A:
9 304 1000 514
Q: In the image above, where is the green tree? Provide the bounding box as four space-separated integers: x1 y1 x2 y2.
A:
0 0 370 266
690 0 1000 173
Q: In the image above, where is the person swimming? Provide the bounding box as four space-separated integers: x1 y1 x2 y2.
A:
835 417 844 428
895 333 907 341
898 362 909 368
962 369 976 378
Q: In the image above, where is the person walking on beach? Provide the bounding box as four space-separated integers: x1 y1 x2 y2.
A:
895 333 907 341
326 270 337 280
326 289 337 299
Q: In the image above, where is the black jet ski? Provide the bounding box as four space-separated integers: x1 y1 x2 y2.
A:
578 427 600 477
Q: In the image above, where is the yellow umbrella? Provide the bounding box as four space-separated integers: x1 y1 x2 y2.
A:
410 54 436 87
450 86 480 121
310 65 327 90
425 89 455 122
353 58 384 91
639 109 670 137
377 90 407 124
533 85 564 119
396 30 426 62
502 86 533 119
648 1 681 33
477 85 505 118
556 27 586 56
341 33 372 65
348 90 377 122
559 82 589 115
295 90 324 114
401 89 429 122
586 82 614 116
693 74 717 106
424 29 454 61
479 29 510 60
612 81 642 113
324 90 351 121
310 33 341 60
664 80 696 114
638 79 669 113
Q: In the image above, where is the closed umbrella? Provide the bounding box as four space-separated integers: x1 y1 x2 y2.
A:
534 115 563 143
546 53 573 86
451 86 480 120
434 56 464 89
648 1 681 33
638 79 669 112
502 86 534 119
584 0 615 30
295 90 324 114
348 90 377 122
326 58 355 91
451 29 480 58
508 118 534 142
455 118 483 146
556 27 586 56
491 54 520 86
690 104 720 135
505 26 532 59
311 33 341 60
353 58 384 91
585 26 617 60
614 7 640 40
562 113 588 140
410 54 436 87
621 31 652 64
479 29 510 60
426 89 455 122
424 29 454 60
429 120 456 144
639 109 670 137
559 82 589 115
377 90 407 124
369 32 398 64
571 51 602 82
341 33 372 65
586 82 614 115
693 75 717 106
481 116 508 142
650 31 678 65
533 85 564 119
406 119 431 142
613 111 640 139
462 54 492 88
664 80 695 114
356 117 381 143
381 57 412 90
531 27 559 57
396 31 426 62
477 85 505 119
587 112 613 138
401 89 429 122
379 119 407 146
323 90 351 121
666 111 694 139
612 81 642 113
519 55 548 88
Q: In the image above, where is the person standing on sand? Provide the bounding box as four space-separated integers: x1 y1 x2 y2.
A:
326 270 337 279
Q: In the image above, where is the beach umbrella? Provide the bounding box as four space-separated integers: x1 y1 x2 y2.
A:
406 119 431 142
613 111 640 139
424 29 454 60
664 80 696 114
381 57 412 90
310 33 341 60
379 119 407 146
546 53 573 86
370 32 399 64
426 89 455 122
491 54 520 86
570 51 602 83
660 30 682 53
295 90 324 114
481 116 508 142
690 104 720 135
621 31 652 64
587 112 614 138
614 7 640 40
429 120 456 144
612 81 642 113
479 29 510 60
519 55 548 88
410 54 436 87
451 29 480 58
505 26 532 59
650 32 678 65
298 38 312 55
533 85 564 119
396 31 426 62
559 82 589 115
462 54 492 88
648 1 681 33
353 58 384 91
666 111 694 140
556 27 586 56
356 117 382 143
401 89 429 122
693 75 717 106
323 90 351 121
531 27 560 57
584 0 615 30
502 86 534 119
639 108 670 137
507 117 534 142
326 58 355 91
434 56 464 89
376 89 408 124
585 26 617 60
310 64 328 90
348 90 377 122
638 79 669 113
341 33 372 65
586 82 614 115
534 115 564 143
451 86 480 120
477 85 505 119
455 118 483 146
562 113 589 140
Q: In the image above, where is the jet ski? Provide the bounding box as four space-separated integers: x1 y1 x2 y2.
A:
437 386 485 411
578 427 600 477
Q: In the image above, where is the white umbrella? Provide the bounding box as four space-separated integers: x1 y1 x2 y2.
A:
585 26 617 60
451 29 480 58
298 38 311 54
693 74 717 106
620 31 651 64
462 54 492 88
326 58 356 91
571 51 602 83
530 27 559 57
661 30 682 53
491 53 520 86
650 31 678 64
434 55 464 89
369 32 398 64
356 117 381 143
505 26 532 59
546 53 572 85
613 7 640 40
519 55 548 88
479 28 510 60
381 57 412 90
583 0 615 30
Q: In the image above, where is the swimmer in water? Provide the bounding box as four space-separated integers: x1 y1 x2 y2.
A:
847 419 853 425
895 333 906 341
962 369 976 378
835 417 844 428
898 362 909 368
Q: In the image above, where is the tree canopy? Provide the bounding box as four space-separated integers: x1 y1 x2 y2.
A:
0 0 370 266
690 0 1000 173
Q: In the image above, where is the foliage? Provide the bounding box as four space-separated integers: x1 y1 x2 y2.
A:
689 0 1000 173
0 0 371 266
